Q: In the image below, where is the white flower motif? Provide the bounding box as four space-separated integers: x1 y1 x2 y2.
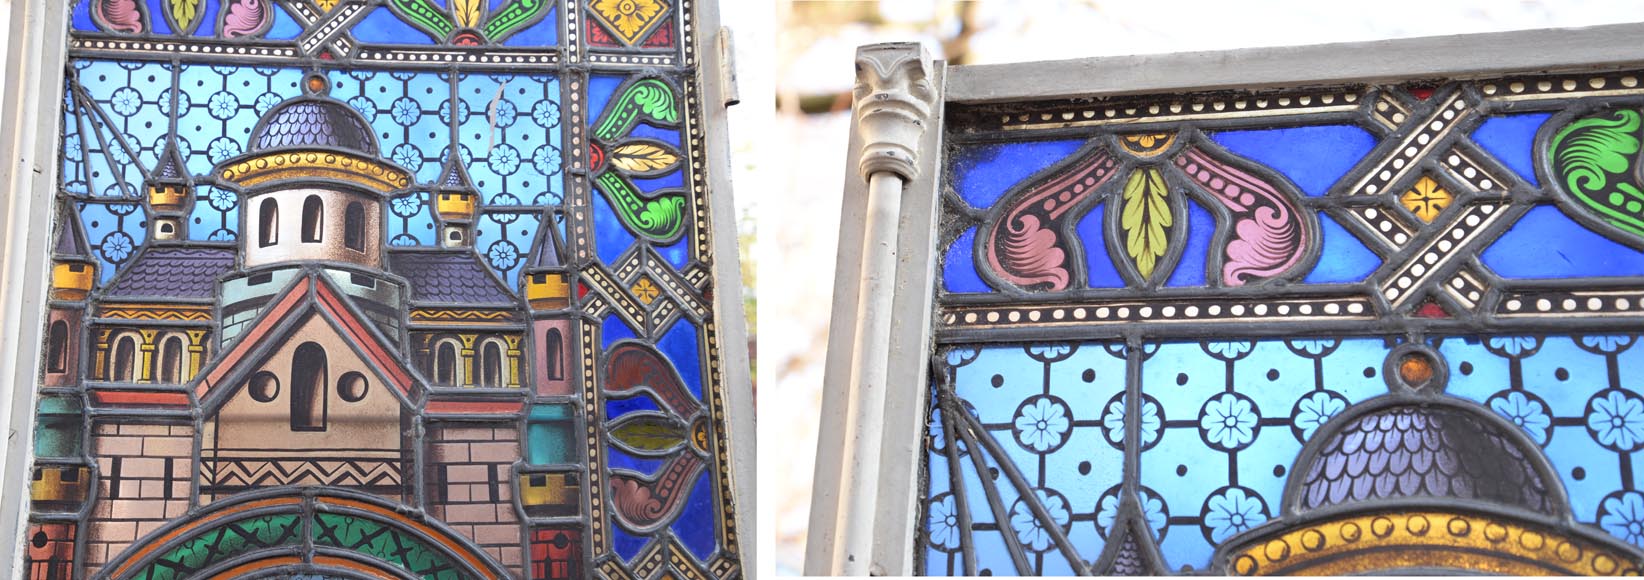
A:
1013 395 1071 453
1589 389 1644 452
1008 489 1070 553
1602 491 1644 547
927 495 962 550
1200 393 1259 450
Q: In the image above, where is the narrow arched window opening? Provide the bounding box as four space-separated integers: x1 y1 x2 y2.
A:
110 335 137 382
543 328 563 380
258 198 278 247
434 340 458 386
156 335 185 384
47 321 68 373
291 342 327 431
344 201 365 252
481 340 504 387
301 195 323 243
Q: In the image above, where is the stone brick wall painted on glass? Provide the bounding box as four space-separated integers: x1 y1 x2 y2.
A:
25 1 742 578
920 69 1644 575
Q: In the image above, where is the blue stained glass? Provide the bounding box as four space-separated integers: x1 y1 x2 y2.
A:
924 343 1125 575
591 190 637 265
632 171 684 190
1472 113 1551 186
501 6 559 46
351 8 439 44
1138 338 1390 571
610 526 649 560
951 140 1085 210
629 123 682 147
587 75 625 123
1209 125 1377 197
473 210 540 287
458 73 563 207
605 393 661 417
264 3 304 40
1302 211 1380 284
675 474 720 559
147 0 173 35
71 1 96 31
659 320 703 398
605 447 663 474
1074 202 1125 288
1166 200 1214 287
1435 335 1644 535
942 227 990 293
1482 205 1644 278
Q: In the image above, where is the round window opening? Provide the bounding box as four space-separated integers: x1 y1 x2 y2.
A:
248 371 280 402
339 371 369 402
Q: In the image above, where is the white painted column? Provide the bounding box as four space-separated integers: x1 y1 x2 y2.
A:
0 0 69 576
809 42 935 576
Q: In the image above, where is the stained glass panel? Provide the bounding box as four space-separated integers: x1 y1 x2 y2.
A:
921 68 1644 575
22 1 743 578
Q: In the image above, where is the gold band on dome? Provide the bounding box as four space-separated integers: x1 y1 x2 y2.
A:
1224 510 1642 576
219 151 410 193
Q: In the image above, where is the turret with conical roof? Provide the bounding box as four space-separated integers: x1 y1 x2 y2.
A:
50 206 96 302
147 138 193 241
433 157 479 248
521 216 570 311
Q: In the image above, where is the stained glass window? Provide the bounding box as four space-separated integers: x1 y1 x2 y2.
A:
919 63 1644 575
19 1 746 578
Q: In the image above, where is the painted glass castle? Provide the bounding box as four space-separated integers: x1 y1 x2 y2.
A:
32 73 588 579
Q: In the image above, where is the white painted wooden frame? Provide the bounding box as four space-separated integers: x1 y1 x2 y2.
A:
807 21 1644 576
1 0 70 576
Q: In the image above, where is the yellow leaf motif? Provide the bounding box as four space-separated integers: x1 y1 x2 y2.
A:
609 142 681 174
1121 166 1172 278
452 0 484 28
169 0 202 31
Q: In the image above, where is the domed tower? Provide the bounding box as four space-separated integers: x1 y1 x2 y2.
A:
1216 344 1644 576
213 73 413 346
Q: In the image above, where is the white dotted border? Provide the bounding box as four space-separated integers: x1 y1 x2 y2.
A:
1371 93 1411 129
1444 268 1487 310
1348 94 1470 196
1352 206 1414 248
1442 149 1506 193
941 298 1374 327
997 90 1362 130
1499 292 1644 316
1379 201 1506 305
1484 73 1644 101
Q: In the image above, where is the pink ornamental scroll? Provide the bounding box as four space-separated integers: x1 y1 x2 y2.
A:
1175 145 1315 286
220 0 274 39
91 0 147 34
980 147 1119 292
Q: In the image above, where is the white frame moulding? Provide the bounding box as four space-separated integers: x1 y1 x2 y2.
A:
0 0 757 575
806 21 1644 576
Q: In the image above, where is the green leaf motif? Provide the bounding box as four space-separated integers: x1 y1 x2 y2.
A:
595 171 687 243
483 0 548 41
1120 166 1172 279
387 0 455 40
609 413 689 455
593 79 679 141
1550 108 1644 237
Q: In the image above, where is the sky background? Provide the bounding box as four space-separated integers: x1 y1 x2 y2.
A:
735 1 1644 575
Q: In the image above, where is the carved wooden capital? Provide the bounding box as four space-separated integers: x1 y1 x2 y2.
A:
853 42 935 182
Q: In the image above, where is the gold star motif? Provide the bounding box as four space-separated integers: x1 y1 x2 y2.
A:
630 276 661 305
1401 175 1452 223
590 0 668 46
